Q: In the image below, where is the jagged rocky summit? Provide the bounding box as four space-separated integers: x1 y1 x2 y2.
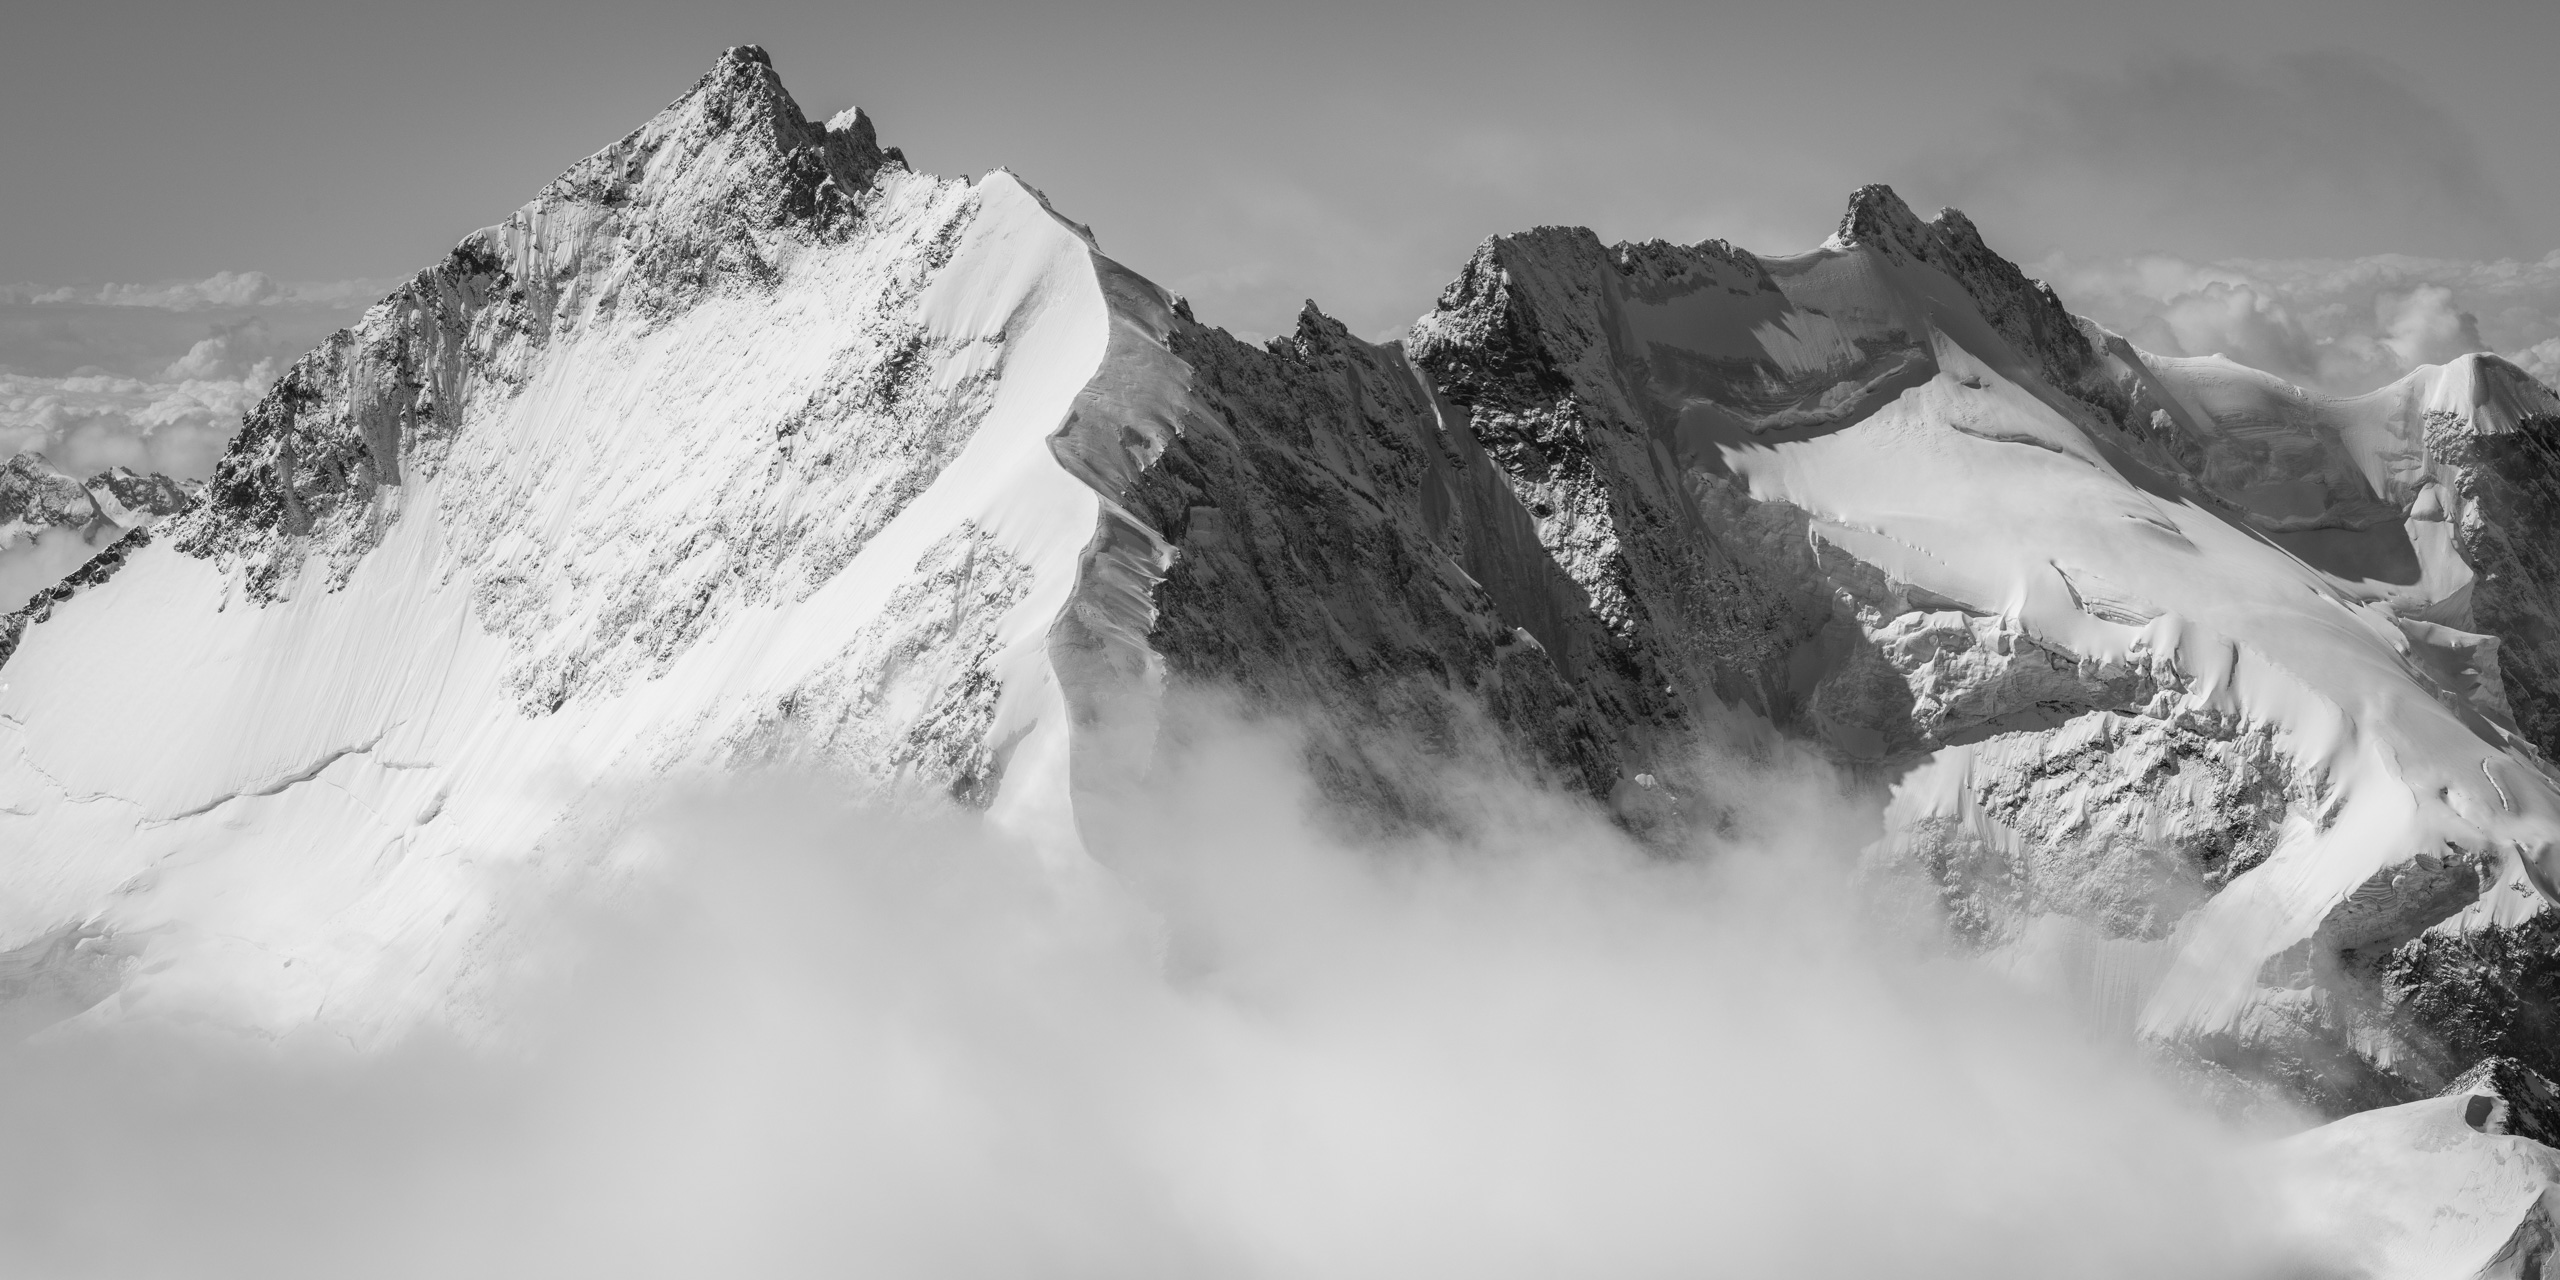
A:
6 43 2560 1178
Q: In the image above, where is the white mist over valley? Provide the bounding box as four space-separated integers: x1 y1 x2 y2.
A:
0 715 2329 1278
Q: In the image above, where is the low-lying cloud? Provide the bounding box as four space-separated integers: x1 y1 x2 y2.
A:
0 272 383 483
1892 47 2560 396
1 366 265 480
2040 249 2560 394
0 271 388 313
0 712 2331 1278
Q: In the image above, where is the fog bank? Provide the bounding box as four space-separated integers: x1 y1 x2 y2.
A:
0 716 2327 1278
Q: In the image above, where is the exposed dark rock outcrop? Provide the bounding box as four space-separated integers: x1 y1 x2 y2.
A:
2433 401 2560 759
1407 226 1833 733
2389 911 2560 1089
1119 302 1677 827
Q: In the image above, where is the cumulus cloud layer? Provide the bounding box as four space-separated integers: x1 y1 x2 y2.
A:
0 271 386 313
0 714 2334 1279
2040 249 2560 394
1891 48 2560 396
0 272 382 481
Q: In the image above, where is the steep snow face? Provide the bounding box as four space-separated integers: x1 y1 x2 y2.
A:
0 48 1154 1039
1405 186 2560 1053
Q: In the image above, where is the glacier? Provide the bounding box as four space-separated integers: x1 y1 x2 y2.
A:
1400 195 2560 1108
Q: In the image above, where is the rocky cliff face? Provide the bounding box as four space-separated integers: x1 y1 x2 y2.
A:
2426 378 2560 758
1117 302 1681 829
1407 229 1830 736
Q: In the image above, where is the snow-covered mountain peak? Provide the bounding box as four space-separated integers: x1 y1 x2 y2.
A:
1828 182 1934 256
0 49 1121 1035
0 453 92 531
1825 185 2102 403
528 43 887 243
0 453 194 548
81 466 193 528
1825 183 2005 265
2423 350 2560 436
179 47 942 607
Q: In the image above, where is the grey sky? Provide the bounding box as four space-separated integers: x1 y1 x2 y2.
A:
4 0 2555 341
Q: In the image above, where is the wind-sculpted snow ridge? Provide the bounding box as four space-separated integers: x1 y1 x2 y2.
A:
1403 186 2560 1113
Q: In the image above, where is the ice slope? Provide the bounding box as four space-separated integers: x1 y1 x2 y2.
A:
0 48 1168 1039
1404 187 2560 1051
